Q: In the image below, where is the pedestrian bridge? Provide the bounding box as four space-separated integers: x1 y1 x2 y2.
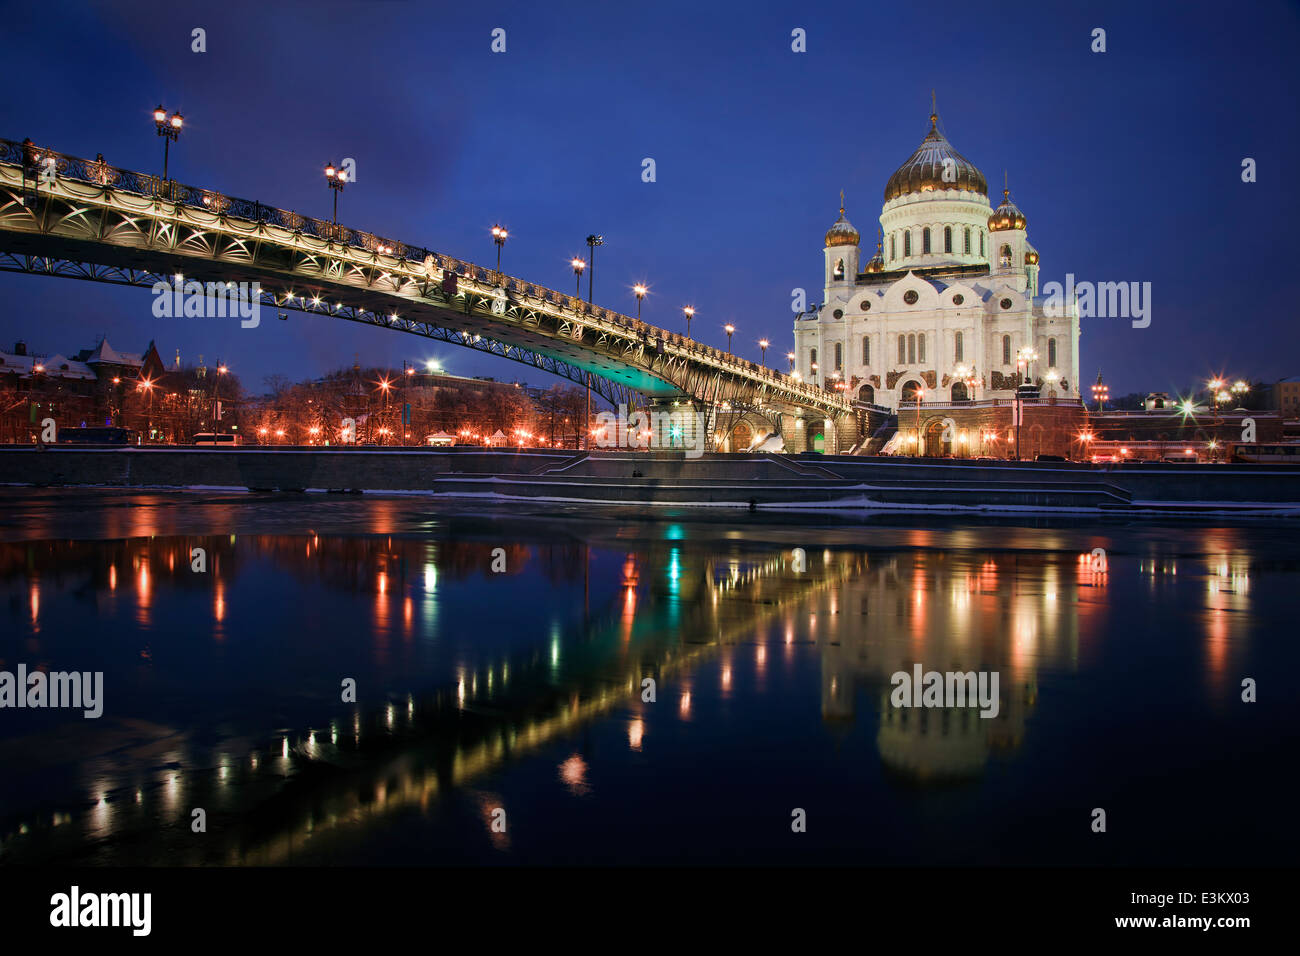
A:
0 137 856 435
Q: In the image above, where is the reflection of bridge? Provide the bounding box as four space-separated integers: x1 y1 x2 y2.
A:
0 138 868 448
0 532 859 864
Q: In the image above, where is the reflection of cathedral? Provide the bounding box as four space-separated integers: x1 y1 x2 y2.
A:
794 102 1081 411
818 553 1075 783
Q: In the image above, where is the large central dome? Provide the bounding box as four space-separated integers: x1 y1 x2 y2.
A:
883 111 988 202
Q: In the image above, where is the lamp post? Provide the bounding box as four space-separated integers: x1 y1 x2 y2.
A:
491 225 508 272
324 162 347 224
683 306 695 339
377 377 392 446
214 363 228 434
633 284 647 320
137 377 156 442
1091 372 1109 411
153 105 183 185
585 235 602 302
787 351 796 373
724 323 735 354
759 339 769 367
914 387 925 457
571 258 585 297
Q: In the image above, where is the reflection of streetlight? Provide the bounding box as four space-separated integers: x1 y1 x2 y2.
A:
724 323 735 354
153 105 183 184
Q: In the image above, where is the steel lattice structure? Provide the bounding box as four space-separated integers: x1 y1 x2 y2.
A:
0 137 853 430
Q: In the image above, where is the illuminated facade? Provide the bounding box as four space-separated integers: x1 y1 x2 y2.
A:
794 106 1081 412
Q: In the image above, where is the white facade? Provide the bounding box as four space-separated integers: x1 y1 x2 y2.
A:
795 110 1079 409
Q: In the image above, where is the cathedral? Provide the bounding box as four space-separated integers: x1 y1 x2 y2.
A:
793 105 1080 413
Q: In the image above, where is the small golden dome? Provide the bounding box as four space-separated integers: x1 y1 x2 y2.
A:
865 239 885 273
989 188 1026 232
824 198 860 248
1024 250 1039 265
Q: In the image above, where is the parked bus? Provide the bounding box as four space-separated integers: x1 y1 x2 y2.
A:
191 433 242 446
56 427 134 445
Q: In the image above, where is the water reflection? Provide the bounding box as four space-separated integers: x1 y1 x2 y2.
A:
0 502 1292 864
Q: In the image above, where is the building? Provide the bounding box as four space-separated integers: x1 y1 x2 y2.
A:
1267 377 1300 417
795 104 1080 410
0 337 169 441
792 103 1084 458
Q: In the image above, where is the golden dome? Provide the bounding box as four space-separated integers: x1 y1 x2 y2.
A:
824 198 860 248
865 239 885 273
989 188 1026 232
1024 250 1039 265
884 110 988 202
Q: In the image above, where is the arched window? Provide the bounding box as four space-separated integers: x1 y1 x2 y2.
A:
904 231 912 256
898 335 906 363
944 226 952 253
999 244 1012 268
890 234 896 260
834 342 843 370
980 231 985 257
1001 335 1011 365
964 227 971 254
918 333 926 363
907 334 916 364
922 228 931 254
1048 337 1057 367
955 331 963 362
862 336 870 365
834 258 844 279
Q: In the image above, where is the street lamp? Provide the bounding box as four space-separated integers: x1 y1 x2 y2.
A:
491 225 508 272
571 257 585 297
1232 380 1249 406
683 306 695 338
324 161 347 224
787 351 796 373
1091 372 1109 411
759 339 769 366
724 323 735 354
633 284 647 320
585 235 603 302
153 105 183 185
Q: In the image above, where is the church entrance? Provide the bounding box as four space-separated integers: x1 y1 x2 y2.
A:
900 379 923 404
951 381 968 402
858 383 875 404
924 419 952 457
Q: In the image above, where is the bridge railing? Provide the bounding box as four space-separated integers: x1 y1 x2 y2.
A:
0 136 845 412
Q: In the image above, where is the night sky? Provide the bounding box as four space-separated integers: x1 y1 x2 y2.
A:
1 0 1297 398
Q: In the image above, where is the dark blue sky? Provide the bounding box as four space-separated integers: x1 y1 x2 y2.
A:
1 0 1297 396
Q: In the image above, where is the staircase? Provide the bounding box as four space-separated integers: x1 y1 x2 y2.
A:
855 414 898 456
